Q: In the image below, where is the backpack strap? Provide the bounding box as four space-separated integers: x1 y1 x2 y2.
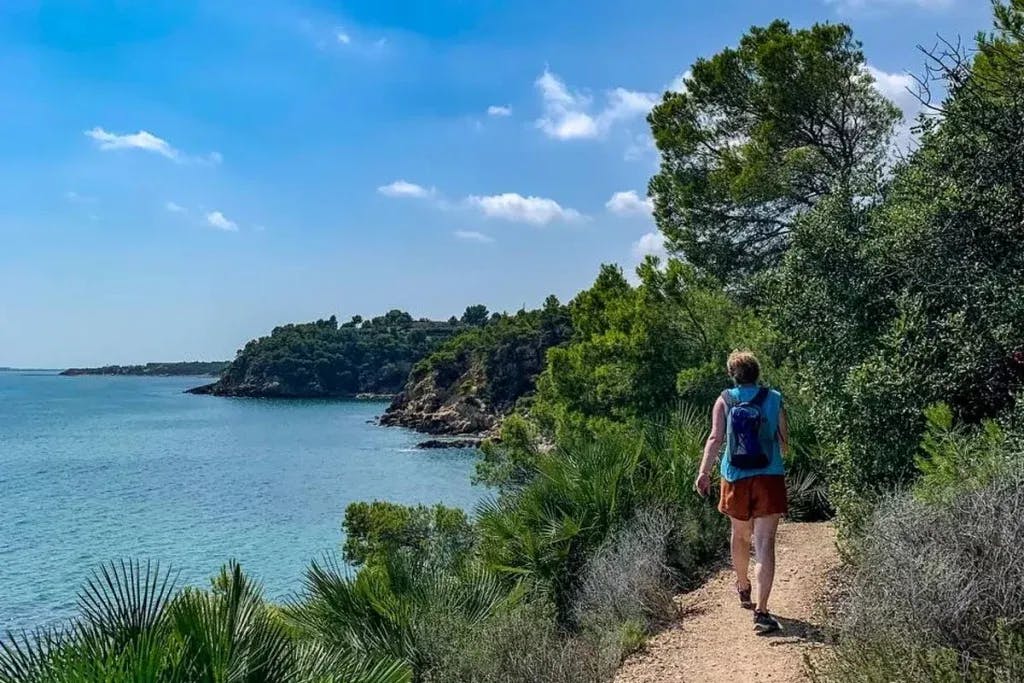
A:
751 387 769 407
720 389 734 408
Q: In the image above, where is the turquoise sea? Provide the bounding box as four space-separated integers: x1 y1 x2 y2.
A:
0 371 482 633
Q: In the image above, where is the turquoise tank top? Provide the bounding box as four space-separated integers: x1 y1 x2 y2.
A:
721 385 786 483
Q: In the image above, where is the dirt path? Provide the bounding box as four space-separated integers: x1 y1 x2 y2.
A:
617 521 838 683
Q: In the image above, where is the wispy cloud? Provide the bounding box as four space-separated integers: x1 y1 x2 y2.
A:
378 180 582 226
378 180 435 199
466 192 583 225
535 69 658 141
86 127 180 160
205 211 238 232
85 127 221 165
64 191 96 204
606 190 653 216
165 201 187 214
454 230 495 243
298 12 389 56
487 105 512 117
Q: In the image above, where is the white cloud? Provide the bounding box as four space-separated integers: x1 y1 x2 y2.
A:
487 105 512 117
667 69 692 94
866 64 925 153
85 127 180 161
534 69 658 141
165 201 187 213
85 127 220 164
466 192 583 225
336 28 351 44
454 230 494 243
632 231 668 261
378 180 434 199
866 65 918 113
606 190 653 216
205 211 238 232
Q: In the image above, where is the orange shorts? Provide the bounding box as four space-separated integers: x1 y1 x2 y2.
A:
718 474 788 521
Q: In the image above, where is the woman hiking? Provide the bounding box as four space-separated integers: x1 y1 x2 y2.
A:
694 350 788 634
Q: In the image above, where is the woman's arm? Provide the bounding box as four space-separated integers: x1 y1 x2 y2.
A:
695 396 727 495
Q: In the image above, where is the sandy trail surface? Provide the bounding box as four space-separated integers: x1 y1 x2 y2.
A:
616 522 838 683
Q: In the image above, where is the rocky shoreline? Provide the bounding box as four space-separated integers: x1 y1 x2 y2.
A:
186 381 395 401
378 363 501 436
415 438 484 449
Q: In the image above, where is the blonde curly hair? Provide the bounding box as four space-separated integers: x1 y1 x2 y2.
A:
727 350 760 385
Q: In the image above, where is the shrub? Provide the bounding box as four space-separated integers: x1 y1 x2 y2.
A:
913 403 1011 505
342 501 475 568
571 507 678 634
419 601 619 683
826 468 1024 681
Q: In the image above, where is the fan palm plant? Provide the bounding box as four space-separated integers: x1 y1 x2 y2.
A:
0 560 412 683
285 551 517 680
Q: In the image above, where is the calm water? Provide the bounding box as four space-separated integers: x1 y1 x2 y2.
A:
0 371 482 632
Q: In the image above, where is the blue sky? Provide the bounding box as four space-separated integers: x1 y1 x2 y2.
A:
0 0 992 367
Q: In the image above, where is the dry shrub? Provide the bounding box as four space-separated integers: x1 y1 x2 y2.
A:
571 507 678 633
420 601 618 683
826 468 1024 681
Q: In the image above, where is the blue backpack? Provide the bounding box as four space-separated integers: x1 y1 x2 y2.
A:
723 387 772 470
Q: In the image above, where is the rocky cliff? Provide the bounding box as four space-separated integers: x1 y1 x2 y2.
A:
380 356 500 435
380 302 572 435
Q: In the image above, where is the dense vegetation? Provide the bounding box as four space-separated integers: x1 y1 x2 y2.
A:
5 3 1024 681
191 310 466 398
60 361 229 377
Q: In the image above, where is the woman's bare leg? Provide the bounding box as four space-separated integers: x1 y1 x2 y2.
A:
753 513 782 612
731 517 753 591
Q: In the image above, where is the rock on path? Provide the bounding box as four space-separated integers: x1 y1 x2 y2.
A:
616 522 838 683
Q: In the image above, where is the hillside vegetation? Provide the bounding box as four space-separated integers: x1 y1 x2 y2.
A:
189 310 464 398
61 361 229 377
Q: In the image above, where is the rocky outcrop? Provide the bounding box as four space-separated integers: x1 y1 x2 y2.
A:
416 438 483 449
186 380 395 399
381 306 572 435
380 358 500 435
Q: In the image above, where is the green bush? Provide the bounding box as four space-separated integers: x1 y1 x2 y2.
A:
342 501 475 568
913 403 1012 505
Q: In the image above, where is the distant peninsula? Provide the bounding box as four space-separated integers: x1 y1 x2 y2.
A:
187 311 463 399
61 361 229 377
187 301 572 436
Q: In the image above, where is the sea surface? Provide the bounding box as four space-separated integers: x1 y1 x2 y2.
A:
0 371 483 632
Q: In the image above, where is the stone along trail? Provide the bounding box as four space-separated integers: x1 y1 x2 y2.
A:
617 522 838 683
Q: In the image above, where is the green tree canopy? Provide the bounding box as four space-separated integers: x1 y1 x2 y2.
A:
461 304 490 326
648 20 900 281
